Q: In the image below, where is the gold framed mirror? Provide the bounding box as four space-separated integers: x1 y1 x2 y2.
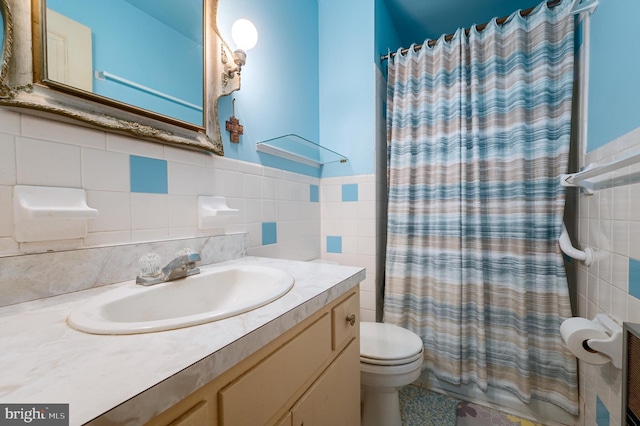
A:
0 0 240 155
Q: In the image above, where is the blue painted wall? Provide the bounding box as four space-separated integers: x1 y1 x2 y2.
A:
386 0 541 47
375 0 403 67
587 0 640 151
217 0 321 177
47 0 203 125
43 1 627 176
318 0 376 177
217 0 377 177
219 0 616 176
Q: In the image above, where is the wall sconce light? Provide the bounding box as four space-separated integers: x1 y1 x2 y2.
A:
222 19 258 85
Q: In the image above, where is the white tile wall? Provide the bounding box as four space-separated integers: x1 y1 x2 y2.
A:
81 148 130 191
168 195 198 228
106 132 164 158
0 132 16 184
21 114 106 149
320 174 377 322
0 185 12 236
86 191 132 232
0 109 321 262
575 125 640 426
0 108 20 134
164 145 207 166
16 137 82 187
131 193 170 230
168 162 200 195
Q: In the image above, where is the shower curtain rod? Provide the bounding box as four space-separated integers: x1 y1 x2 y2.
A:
380 0 561 62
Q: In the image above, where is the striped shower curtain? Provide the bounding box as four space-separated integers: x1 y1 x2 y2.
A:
384 0 579 415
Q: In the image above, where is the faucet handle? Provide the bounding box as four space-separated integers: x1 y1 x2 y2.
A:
175 247 195 258
139 253 161 277
175 248 201 266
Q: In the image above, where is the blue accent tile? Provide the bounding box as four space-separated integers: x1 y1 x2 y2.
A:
262 222 277 245
327 236 342 253
596 396 609 426
310 184 319 202
629 258 640 299
130 155 168 194
342 183 358 202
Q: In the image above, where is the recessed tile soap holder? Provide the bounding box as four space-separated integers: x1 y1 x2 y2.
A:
198 196 239 229
13 185 98 242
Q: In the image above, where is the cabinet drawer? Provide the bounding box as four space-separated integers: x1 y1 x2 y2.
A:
219 313 331 425
331 292 359 351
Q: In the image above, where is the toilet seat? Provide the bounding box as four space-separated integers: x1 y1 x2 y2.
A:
360 322 424 366
361 350 423 366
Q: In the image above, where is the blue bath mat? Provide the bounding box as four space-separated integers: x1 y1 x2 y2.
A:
399 385 459 426
399 385 547 426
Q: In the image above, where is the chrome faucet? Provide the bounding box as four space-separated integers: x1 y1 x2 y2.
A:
136 252 201 286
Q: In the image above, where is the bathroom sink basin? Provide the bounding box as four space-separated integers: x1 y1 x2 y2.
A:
67 264 294 335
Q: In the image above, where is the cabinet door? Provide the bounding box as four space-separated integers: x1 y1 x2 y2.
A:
219 314 332 425
274 412 292 426
291 339 360 426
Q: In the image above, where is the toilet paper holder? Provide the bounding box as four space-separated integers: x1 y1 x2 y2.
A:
584 314 622 369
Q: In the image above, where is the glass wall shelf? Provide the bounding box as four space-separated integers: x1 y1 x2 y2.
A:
256 134 347 168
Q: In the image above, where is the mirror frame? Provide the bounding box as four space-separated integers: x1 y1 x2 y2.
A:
0 0 240 155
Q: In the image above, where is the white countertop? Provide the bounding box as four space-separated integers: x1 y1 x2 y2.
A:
0 256 365 425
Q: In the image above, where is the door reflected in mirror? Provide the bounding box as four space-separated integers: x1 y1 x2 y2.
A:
44 0 204 127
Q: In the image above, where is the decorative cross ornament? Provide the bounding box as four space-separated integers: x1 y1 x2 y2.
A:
225 98 244 143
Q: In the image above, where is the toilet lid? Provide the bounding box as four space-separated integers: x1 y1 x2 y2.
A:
360 322 423 363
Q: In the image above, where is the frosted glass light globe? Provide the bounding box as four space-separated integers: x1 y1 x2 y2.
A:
231 19 258 51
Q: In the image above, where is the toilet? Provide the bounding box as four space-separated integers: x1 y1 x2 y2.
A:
360 322 424 426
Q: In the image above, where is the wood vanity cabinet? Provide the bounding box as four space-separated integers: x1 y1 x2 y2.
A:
146 288 360 426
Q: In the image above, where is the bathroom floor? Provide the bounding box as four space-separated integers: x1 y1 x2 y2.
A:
399 385 546 426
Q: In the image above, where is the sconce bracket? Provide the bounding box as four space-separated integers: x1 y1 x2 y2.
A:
220 44 240 92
